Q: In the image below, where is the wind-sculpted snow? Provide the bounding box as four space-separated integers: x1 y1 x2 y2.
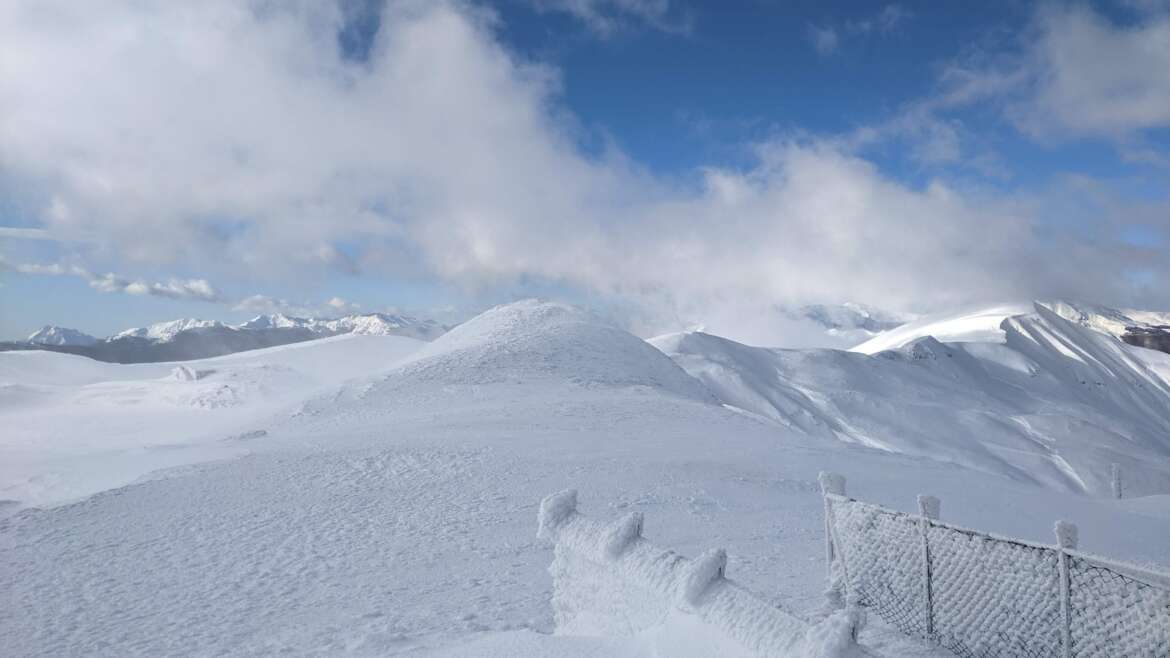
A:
653 303 1170 496
850 304 1032 354
4 299 1170 656
335 300 712 402
540 493 861 658
0 334 425 507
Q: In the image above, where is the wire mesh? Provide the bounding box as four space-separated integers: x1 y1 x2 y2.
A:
927 524 1062 658
830 499 927 638
1067 555 1170 658
827 494 1170 658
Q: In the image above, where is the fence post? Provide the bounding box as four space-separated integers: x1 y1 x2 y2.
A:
1054 520 1078 658
917 495 940 640
818 471 846 609
1111 463 1122 499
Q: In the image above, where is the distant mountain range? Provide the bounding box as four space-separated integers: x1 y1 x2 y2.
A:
4 313 447 363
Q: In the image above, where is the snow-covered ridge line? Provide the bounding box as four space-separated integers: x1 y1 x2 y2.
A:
14 311 446 363
115 311 444 342
24 312 445 346
655 303 1170 496
851 300 1170 355
538 490 860 658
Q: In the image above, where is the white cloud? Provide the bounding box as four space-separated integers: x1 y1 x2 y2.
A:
940 6 1170 140
0 256 221 302
808 5 909 56
1 0 1167 344
87 272 221 302
232 294 313 317
232 293 360 317
0 227 55 240
326 296 361 313
845 4 909 35
528 0 689 36
807 25 839 56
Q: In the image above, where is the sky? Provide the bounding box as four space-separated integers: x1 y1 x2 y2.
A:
1 0 1169 342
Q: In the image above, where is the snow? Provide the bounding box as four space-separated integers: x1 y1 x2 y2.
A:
544 499 858 658
26 325 98 346
237 312 445 341
652 304 1170 496
850 304 1032 354
0 333 425 507
2 299 1169 656
113 317 227 341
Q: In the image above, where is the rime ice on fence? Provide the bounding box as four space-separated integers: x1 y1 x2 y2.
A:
819 472 1170 658
538 490 860 658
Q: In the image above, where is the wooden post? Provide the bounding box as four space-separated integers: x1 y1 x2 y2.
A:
818 472 846 608
1111 463 1122 499
917 495 940 640
1054 520 1078 658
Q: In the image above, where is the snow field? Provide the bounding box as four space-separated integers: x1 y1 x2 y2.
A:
3 299 1170 656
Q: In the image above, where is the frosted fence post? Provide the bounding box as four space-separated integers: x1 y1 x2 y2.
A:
818 472 846 609
1111 463 1122 499
1054 520 1078 658
917 495 940 640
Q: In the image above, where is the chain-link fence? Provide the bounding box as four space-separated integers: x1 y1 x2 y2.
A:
820 474 1170 658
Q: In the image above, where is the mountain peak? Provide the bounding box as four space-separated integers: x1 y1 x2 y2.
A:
113 318 226 342
27 325 98 346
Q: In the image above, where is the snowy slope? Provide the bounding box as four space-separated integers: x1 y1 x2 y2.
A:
391 300 711 397
3 300 1170 657
0 334 426 507
852 300 1170 354
653 303 1170 496
851 303 1032 354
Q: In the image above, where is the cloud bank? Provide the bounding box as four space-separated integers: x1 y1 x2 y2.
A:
0 256 221 302
1 0 1168 340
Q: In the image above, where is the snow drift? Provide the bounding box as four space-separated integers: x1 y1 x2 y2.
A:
538 490 860 658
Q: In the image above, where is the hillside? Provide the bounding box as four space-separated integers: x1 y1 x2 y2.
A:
653 303 1170 495
3 300 1169 656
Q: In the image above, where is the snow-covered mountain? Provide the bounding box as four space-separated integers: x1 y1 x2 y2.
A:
3 299 1170 656
113 318 227 342
791 302 913 336
758 302 916 349
26 325 98 346
4 312 447 363
655 302 1170 495
851 300 1170 355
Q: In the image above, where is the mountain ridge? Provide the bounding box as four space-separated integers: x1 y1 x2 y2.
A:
11 312 446 363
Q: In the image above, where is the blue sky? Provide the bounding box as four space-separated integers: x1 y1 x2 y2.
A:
1 0 1169 341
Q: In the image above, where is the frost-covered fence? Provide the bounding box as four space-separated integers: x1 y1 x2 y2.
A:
819 472 1170 658
538 490 861 658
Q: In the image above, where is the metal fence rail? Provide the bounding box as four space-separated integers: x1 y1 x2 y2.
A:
819 472 1170 658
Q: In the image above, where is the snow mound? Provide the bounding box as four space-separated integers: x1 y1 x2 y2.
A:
389 300 712 400
653 304 1170 496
